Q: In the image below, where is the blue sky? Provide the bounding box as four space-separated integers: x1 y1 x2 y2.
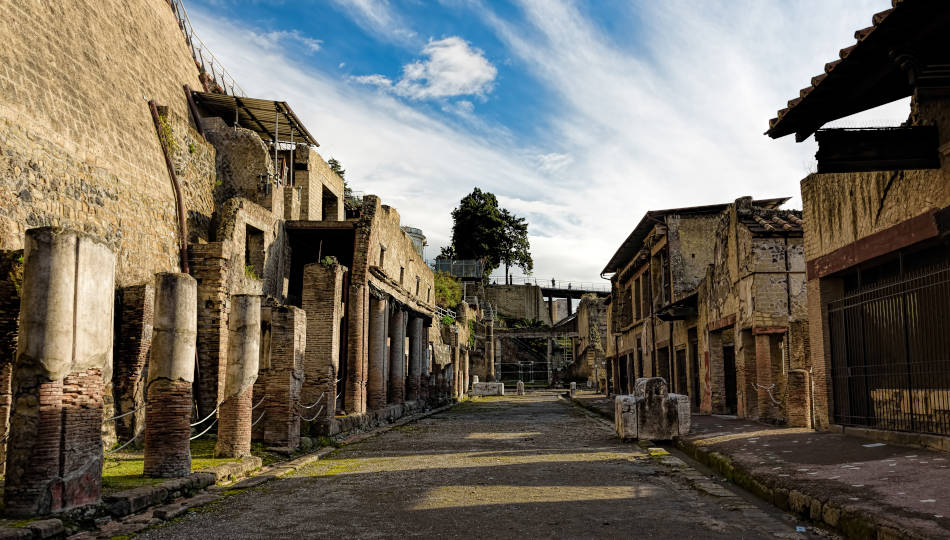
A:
187 0 907 282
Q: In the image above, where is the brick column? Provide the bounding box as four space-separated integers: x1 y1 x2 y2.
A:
302 262 344 423
4 228 115 516
367 295 388 411
807 277 843 430
215 295 261 458
406 315 424 401
189 242 231 420
262 305 305 449
113 283 154 443
463 350 470 395
144 273 197 478
345 283 368 414
708 332 725 413
388 308 406 404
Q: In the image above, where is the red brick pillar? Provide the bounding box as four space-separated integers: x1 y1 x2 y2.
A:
215 295 261 458
807 277 843 430
388 308 406 404
345 283 368 414
4 228 115 516
262 305 305 449
302 263 344 425
407 315 424 402
144 273 197 478
367 295 388 411
463 350 470 396
113 283 154 444
189 242 231 421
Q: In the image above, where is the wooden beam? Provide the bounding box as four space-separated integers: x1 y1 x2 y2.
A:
805 209 939 280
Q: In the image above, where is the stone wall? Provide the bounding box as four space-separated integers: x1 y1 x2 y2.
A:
483 284 550 324
0 0 217 286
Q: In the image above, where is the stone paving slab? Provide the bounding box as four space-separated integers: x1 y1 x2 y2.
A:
679 414 950 539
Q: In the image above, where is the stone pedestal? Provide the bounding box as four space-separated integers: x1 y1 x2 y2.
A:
615 377 690 441
4 228 115 516
516 381 525 395
144 273 197 478
471 382 505 396
569 382 576 397
215 295 261 458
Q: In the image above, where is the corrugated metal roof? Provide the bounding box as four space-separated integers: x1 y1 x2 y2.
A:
191 91 319 147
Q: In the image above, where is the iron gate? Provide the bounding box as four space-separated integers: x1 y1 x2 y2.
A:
828 259 950 435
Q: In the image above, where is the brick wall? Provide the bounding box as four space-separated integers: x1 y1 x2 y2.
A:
302 263 343 422
113 283 153 441
143 378 192 477
261 305 305 448
191 242 231 418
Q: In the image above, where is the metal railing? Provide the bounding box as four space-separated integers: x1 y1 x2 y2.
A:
435 305 457 321
488 275 610 292
169 0 245 96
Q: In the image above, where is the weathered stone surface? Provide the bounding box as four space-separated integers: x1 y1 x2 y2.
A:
216 295 261 458
517 381 526 395
615 378 689 441
471 382 504 396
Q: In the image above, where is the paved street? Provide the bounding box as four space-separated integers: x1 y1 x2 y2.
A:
145 393 815 539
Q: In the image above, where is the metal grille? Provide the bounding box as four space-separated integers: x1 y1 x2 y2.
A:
828 260 950 436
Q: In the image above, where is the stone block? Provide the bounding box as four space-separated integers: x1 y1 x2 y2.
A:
471 382 504 396
614 378 691 441
25 520 64 539
516 381 525 395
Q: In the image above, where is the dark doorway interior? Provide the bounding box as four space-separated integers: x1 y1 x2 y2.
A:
675 348 687 395
657 346 670 384
689 330 700 409
723 344 738 414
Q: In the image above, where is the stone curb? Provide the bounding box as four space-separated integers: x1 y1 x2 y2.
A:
674 436 931 540
60 399 460 539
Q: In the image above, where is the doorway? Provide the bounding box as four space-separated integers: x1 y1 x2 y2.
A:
723 344 738 414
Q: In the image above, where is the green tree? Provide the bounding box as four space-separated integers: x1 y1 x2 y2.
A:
446 187 532 278
329 158 359 213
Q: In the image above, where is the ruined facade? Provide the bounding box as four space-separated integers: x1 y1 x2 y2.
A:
603 197 808 425
696 198 808 425
767 0 950 437
573 295 608 391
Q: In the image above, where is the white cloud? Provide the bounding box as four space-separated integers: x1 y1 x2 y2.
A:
188 1 898 283
354 37 497 101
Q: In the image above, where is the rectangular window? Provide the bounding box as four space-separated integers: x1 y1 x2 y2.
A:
379 246 386 267
399 266 405 285
634 278 642 320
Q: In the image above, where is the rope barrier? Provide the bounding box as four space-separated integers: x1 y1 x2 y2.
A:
106 429 145 455
750 382 782 406
296 392 325 410
102 402 147 424
190 418 218 440
251 395 267 411
251 410 266 428
296 405 324 423
190 407 218 427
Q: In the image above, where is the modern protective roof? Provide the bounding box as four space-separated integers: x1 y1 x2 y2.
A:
191 91 319 147
767 0 950 141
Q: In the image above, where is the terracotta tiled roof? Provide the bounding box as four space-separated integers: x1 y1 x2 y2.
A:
766 0 949 141
739 207 804 235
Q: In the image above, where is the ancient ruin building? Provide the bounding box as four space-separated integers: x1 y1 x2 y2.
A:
767 0 950 438
0 0 472 516
602 197 805 424
696 197 808 426
573 295 608 391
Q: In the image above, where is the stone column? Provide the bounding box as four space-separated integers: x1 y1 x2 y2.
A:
388 308 406 404
463 350 470 394
406 315 424 401
144 273 196 478
4 228 115 516
493 338 502 382
215 295 261 458
366 295 388 411
262 305 305 449
302 262 344 423
487 323 495 381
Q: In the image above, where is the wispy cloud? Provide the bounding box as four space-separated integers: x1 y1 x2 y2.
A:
329 0 417 45
354 37 497 100
246 29 322 54
188 1 899 282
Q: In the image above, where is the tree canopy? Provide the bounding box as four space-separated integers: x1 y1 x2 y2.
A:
443 188 533 278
